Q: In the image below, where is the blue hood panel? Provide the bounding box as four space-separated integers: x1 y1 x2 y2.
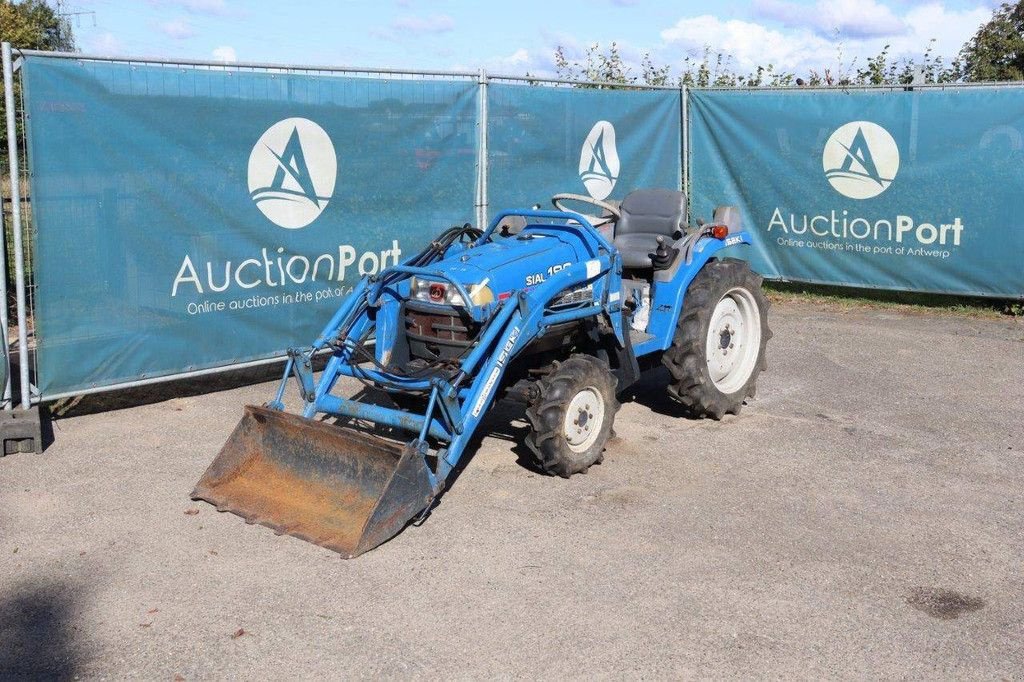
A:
435 234 584 297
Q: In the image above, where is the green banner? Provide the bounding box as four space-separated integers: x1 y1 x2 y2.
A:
23 57 478 396
690 88 1024 298
488 84 682 215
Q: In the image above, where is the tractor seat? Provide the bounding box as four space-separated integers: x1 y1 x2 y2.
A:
613 189 686 268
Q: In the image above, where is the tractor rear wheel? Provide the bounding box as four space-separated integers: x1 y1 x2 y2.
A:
663 258 771 419
525 355 620 478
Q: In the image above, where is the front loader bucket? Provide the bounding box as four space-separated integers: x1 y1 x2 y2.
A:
191 405 434 558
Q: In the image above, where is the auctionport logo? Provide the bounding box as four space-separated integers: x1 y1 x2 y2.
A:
248 118 338 229
579 120 620 201
767 119 964 259
169 117 400 310
822 121 899 200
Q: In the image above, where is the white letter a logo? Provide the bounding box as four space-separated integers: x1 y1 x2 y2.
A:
579 121 620 201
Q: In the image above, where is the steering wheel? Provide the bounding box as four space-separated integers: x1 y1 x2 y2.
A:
551 193 621 227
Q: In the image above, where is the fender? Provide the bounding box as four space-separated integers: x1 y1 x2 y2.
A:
640 231 754 354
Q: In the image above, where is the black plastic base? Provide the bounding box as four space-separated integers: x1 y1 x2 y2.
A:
1 406 44 454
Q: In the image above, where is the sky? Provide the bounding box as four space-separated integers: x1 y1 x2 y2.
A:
62 0 1002 79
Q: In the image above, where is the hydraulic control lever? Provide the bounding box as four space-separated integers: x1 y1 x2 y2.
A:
649 236 677 270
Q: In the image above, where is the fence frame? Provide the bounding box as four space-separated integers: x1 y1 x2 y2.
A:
8 45 1020 405
2 43 30 411
2 44 679 405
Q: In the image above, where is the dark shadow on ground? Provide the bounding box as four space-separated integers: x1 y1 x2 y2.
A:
48 358 329 419
323 387 544 527
408 397 542 526
336 370 696 482
449 398 541 480
188 368 694 550
327 387 539 474
0 581 80 679
618 367 694 418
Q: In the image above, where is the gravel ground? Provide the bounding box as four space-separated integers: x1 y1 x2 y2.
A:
1 302 1022 679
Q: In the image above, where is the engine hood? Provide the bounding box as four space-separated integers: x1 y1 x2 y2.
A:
430 233 584 299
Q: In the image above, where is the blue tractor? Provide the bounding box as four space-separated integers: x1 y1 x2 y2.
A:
193 189 771 557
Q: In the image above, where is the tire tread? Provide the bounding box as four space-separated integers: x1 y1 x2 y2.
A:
525 355 620 477
662 258 772 419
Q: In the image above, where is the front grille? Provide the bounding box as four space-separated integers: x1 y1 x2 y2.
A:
404 303 480 360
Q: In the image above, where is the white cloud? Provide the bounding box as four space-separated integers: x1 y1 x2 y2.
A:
211 45 236 62
889 3 991 55
820 0 906 37
157 18 196 40
462 0 992 84
88 32 124 55
528 30 665 80
661 15 834 72
755 0 906 38
660 2 994 76
487 48 554 75
500 48 531 67
451 48 554 77
391 14 455 34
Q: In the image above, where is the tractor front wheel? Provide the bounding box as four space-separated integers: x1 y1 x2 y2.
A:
663 258 771 419
525 355 620 478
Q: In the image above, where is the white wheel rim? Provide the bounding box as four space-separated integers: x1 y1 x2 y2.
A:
564 387 605 453
706 287 762 395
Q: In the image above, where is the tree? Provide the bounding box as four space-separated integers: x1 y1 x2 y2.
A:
0 0 74 51
840 41 961 86
678 48 794 87
959 1 1024 81
554 43 795 88
554 43 668 88
1 1 74 170
553 39 967 89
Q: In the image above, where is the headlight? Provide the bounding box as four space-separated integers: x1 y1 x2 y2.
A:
409 278 494 307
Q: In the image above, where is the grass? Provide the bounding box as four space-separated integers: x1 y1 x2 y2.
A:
765 281 1022 319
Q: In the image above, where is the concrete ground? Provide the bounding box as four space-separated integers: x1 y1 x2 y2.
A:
1 302 1022 679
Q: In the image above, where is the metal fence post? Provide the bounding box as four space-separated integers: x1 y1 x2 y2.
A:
476 68 489 230
681 84 689 224
0 187 11 410
2 42 30 410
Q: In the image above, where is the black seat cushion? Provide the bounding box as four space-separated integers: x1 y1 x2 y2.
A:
613 189 685 268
